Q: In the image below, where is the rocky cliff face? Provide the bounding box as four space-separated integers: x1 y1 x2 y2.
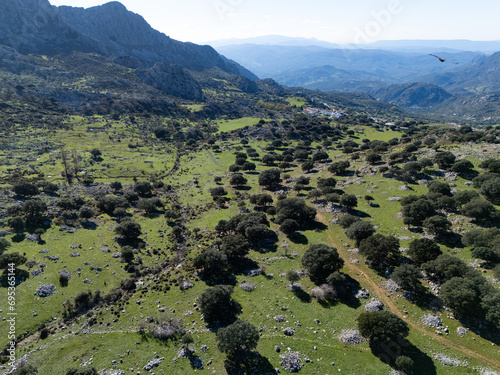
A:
0 0 103 54
135 62 205 101
56 2 257 79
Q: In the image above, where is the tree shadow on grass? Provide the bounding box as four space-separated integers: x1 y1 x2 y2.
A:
292 287 312 303
434 232 463 248
302 220 328 232
370 339 437 375
224 352 277 375
288 233 308 245
11 233 25 243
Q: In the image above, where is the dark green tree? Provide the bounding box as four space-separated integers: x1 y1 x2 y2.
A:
407 238 442 266
357 310 409 344
422 215 452 236
114 219 142 240
422 254 469 283
339 194 358 209
199 285 242 323
216 319 259 357
461 198 498 221
301 243 344 285
440 277 481 318
359 234 400 269
345 221 375 244
434 151 456 169
258 168 281 188
275 197 316 225
229 174 248 186
391 264 422 290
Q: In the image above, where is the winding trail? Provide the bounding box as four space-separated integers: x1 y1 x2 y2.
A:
316 212 500 371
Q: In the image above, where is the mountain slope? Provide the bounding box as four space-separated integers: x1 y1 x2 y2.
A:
56 2 257 79
0 0 104 55
421 51 500 93
372 83 453 108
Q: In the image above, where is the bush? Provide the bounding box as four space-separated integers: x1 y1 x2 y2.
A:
114 219 142 240
422 254 469 283
58 271 71 286
301 244 344 285
8 216 25 232
229 174 247 186
134 181 152 197
461 198 498 221
453 190 480 206
401 198 436 226
434 151 456 169
471 247 500 263
338 214 361 229
13 181 39 197
340 194 358 209
0 238 11 255
79 206 94 219
440 277 481 318
395 356 414 372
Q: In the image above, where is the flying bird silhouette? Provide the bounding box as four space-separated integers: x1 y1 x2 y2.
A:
429 54 458 64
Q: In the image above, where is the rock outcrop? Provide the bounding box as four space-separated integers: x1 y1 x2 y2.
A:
135 62 205 101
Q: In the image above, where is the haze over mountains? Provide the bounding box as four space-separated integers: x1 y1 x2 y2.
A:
211 35 500 122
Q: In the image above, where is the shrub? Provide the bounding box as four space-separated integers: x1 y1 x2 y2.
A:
258 168 281 187
391 264 421 290
114 219 142 240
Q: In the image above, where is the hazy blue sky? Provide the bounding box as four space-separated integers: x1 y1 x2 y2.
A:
48 0 500 44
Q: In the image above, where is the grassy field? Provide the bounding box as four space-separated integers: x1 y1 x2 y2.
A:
1 117 499 375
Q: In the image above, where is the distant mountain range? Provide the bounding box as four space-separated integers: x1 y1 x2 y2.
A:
209 35 500 53
210 35 500 122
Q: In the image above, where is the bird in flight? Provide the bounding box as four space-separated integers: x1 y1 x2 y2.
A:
429 54 458 64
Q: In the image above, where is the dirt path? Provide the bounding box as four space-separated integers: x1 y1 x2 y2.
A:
316 212 500 370
207 149 223 167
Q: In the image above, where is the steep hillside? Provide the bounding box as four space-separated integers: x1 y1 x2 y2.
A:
372 83 453 108
56 2 257 79
422 52 500 93
0 0 103 55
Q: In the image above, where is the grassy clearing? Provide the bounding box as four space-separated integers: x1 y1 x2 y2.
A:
216 117 263 133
